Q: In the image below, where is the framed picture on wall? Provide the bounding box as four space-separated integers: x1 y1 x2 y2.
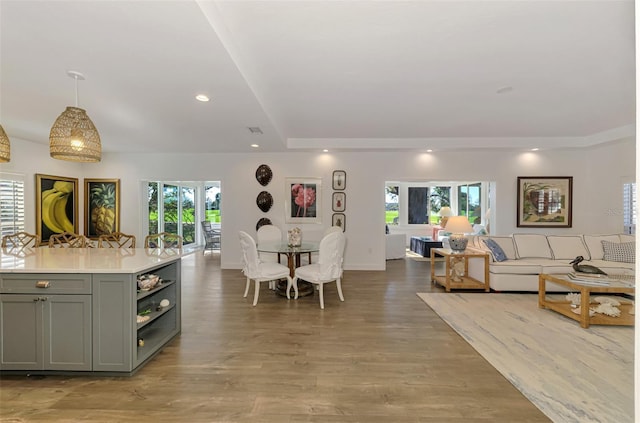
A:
332 192 346 212
332 170 346 190
35 173 79 245
285 177 322 224
517 176 573 228
85 178 120 238
332 213 346 231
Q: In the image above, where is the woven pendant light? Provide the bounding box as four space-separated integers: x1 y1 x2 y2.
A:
49 71 101 162
0 125 10 163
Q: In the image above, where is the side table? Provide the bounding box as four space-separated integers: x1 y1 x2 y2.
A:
430 247 490 292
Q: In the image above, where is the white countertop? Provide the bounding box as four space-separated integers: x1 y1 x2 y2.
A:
0 247 189 273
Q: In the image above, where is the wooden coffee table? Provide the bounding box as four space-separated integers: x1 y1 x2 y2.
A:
538 273 635 328
430 248 490 292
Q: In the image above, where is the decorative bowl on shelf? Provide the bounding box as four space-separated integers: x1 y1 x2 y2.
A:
137 274 161 290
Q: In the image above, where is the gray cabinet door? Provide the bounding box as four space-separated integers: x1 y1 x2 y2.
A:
44 295 92 371
0 294 91 371
0 295 42 370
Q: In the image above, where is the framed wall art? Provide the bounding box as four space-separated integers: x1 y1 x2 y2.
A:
332 170 346 190
35 173 79 245
85 178 120 238
332 192 346 212
285 177 322 224
517 176 573 228
332 213 346 231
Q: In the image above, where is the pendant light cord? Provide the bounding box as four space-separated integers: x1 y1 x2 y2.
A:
74 75 79 107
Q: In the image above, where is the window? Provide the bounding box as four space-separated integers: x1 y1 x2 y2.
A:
408 187 429 224
0 174 25 237
623 182 636 234
385 185 399 225
458 183 482 224
147 182 198 246
146 181 220 247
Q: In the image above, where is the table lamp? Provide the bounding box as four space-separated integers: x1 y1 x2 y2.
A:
439 206 452 227
444 216 474 253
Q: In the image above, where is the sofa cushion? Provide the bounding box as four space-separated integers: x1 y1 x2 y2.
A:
602 240 635 263
583 235 620 260
546 235 590 260
513 234 552 259
619 234 635 243
483 238 507 262
479 236 517 260
489 261 542 275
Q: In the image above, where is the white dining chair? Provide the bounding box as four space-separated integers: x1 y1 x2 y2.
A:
239 231 292 306
256 224 283 289
289 231 346 309
306 226 343 265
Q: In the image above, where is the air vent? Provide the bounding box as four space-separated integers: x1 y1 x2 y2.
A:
248 127 263 134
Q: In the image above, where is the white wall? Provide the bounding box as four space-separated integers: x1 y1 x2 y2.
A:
3 136 634 271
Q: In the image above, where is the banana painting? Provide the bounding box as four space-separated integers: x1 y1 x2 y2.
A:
41 183 74 234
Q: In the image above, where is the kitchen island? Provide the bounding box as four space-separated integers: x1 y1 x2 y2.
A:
0 247 183 375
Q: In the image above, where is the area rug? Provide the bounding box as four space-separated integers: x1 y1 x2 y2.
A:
416 292 634 423
406 250 443 262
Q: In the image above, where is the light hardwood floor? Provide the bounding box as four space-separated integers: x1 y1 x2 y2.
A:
0 252 550 422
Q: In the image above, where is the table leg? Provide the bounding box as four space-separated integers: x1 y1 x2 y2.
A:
580 287 590 328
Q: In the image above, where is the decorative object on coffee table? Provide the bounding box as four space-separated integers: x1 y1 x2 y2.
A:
443 216 473 252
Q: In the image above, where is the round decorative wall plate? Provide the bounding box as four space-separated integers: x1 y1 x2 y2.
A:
256 191 273 213
256 218 272 231
255 164 273 186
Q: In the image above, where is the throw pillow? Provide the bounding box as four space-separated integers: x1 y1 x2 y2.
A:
483 238 508 262
602 240 635 263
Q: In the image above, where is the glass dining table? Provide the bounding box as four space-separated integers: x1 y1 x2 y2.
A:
256 241 319 297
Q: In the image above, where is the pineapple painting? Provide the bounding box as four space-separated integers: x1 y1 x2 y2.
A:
87 180 119 237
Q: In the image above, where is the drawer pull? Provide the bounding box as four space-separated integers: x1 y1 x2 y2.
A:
36 281 50 288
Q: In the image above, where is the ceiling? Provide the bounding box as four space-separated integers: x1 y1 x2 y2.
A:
0 0 635 155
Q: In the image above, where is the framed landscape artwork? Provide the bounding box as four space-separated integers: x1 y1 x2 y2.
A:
85 178 120 238
517 176 573 228
35 173 79 245
285 177 322 224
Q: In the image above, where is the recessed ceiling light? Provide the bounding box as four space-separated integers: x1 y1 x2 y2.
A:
496 86 514 94
323 149 329 153
426 149 433 153
195 94 210 102
531 148 539 151
250 144 259 148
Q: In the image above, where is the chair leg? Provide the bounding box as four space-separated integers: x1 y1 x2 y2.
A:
292 276 300 299
336 277 344 302
243 277 251 298
253 280 260 306
318 283 325 309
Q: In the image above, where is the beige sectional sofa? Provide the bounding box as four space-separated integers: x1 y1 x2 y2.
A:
466 233 635 292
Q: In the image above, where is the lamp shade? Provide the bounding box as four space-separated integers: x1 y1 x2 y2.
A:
443 216 473 234
50 106 101 162
0 125 10 163
439 206 452 217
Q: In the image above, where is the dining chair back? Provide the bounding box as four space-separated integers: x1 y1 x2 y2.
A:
48 232 88 248
256 224 282 264
1 232 39 248
98 232 136 248
290 231 346 309
239 230 292 306
144 232 182 248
